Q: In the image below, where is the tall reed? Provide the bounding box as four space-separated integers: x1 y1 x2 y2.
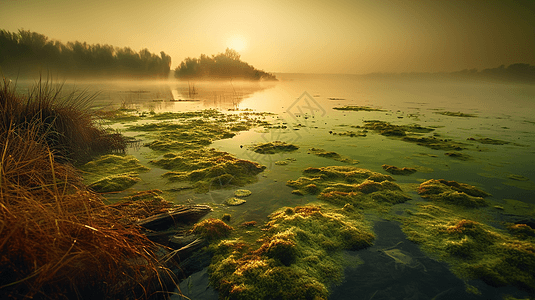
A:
0 77 177 299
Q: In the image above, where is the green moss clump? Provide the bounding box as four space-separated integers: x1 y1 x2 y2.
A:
331 130 367 137
418 179 490 207
287 166 411 210
248 141 299 154
467 137 510 145
79 154 150 184
308 148 359 164
445 151 472 160
382 164 417 175
192 218 233 241
153 148 266 193
208 205 374 299
402 136 467 151
333 106 386 112
234 189 252 197
435 111 477 118
360 120 434 135
225 197 247 206
88 173 140 193
401 203 535 293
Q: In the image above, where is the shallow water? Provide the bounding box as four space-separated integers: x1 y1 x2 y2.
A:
18 74 535 299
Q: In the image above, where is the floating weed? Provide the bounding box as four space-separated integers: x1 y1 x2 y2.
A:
308 147 359 164
287 166 411 211
418 179 490 207
153 148 266 193
208 204 374 299
401 200 535 293
247 141 299 154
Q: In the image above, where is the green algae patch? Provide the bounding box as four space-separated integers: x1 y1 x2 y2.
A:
88 173 140 193
418 179 490 207
401 203 535 294
192 218 234 241
287 166 411 211
125 109 270 152
359 120 434 136
435 111 477 118
308 148 359 164
445 151 472 160
333 105 386 112
402 136 467 151
96 109 146 124
331 130 367 137
152 148 266 193
247 141 299 154
382 164 417 175
225 197 247 206
508 174 530 181
80 154 150 181
467 137 510 145
208 205 374 299
234 189 252 197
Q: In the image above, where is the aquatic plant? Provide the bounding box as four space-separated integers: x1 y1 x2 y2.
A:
87 172 141 193
192 218 234 241
234 189 252 197
333 105 386 112
435 111 477 118
287 166 411 210
418 179 490 207
247 141 299 154
224 197 247 206
79 154 150 183
208 205 374 299
402 202 535 293
154 148 266 193
382 164 417 175
308 147 359 164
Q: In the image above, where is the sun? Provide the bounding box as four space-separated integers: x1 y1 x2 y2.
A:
226 34 248 52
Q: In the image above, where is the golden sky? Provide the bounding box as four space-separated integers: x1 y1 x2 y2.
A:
1 0 534 74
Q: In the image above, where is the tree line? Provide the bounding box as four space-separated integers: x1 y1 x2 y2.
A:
0 29 171 79
174 48 277 81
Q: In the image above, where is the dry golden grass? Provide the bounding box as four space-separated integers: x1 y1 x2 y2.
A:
0 77 179 299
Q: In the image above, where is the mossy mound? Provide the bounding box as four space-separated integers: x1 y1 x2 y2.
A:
125 109 269 152
435 111 477 118
247 141 299 154
359 120 434 136
333 106 386 112
88 173 140 193
445 151 472 160
152 148 266 193
225 197 247 206
402 136 467 151
79 154 150 183
418 179 490 207
467 137 510 145
308 148 359 164
382 164 417 175
331 130 367 137
287 166 411 210
234 189 252 197
402 204 535 293
208 205 374 299
192 218 234 241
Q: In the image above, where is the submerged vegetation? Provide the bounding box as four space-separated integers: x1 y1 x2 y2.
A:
174 48 277 81
287 166 411 210
0 78 177 298
402 181 535 294
208 205 374 299
0 29 171 78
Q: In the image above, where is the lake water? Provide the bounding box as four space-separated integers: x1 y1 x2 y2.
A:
15 74 535 299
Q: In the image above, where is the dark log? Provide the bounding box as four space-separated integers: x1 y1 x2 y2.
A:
137 205 212 231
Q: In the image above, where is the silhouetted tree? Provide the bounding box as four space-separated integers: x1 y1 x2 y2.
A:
174 48 276 81
0 29 172 79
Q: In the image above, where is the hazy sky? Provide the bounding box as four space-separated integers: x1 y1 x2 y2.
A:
1 0 534 74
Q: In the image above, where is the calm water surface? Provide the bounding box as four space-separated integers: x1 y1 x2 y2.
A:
17 74 535 299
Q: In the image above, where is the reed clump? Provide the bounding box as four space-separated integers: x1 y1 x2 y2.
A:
0 77 126 163
0 78 175 299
